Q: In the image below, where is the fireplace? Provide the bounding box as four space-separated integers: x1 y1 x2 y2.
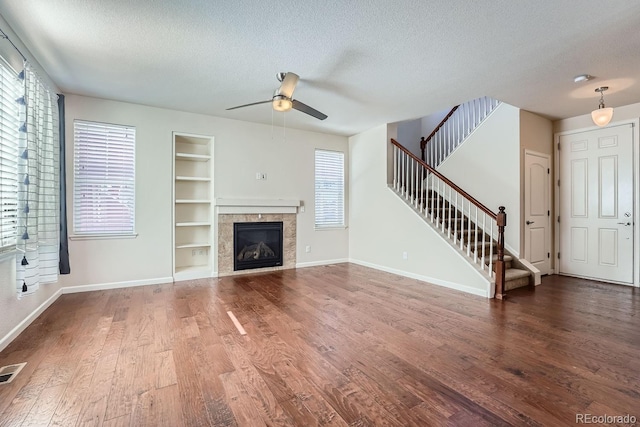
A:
233 221 283 271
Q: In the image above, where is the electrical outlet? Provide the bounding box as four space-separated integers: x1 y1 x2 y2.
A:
198 249 205 256
192 249 197 256
255 172 262 180
305 245 311 253
300 206 305 213
402 251 408 260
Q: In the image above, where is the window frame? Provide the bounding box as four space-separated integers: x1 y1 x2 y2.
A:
314 149 346 230
71 119 137 239
0 58 21 254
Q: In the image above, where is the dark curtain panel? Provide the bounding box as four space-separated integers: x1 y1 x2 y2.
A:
58 94 70 274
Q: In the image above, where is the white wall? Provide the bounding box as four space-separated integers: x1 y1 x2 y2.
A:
394 109 450 159
437 103 521 256
421 109 449 139
396 118 422 158
349 124 490 297
0 254 62 349
60 95 349 288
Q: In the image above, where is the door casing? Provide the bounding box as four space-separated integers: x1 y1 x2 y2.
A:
524 150 552 275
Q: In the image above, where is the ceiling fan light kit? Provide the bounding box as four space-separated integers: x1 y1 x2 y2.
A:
227 72 327 120
591 86 613 127
272 95 292 112
573 74 594 83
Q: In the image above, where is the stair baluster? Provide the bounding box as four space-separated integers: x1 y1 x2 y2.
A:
420 96 501 167
391 139 507 299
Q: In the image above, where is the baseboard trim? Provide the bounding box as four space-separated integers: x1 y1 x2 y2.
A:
173 270 217 282
296 259 350 268
348 258 489 298
0 287 63 353
62 276 174 294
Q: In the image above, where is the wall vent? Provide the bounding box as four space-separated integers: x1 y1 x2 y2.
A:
0 362 27 385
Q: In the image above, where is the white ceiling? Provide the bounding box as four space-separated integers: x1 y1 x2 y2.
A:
1 0 639 136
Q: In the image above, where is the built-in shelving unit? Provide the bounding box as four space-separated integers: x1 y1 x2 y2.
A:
173 132 214 281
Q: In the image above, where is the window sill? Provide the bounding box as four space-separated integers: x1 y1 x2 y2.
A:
314 225 348 231
69 233 138 241
0 248 17 262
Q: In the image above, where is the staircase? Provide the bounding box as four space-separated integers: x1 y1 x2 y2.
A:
391 139 532 298
420 96 501 167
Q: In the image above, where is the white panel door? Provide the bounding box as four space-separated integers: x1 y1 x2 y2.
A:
559 124 634 284
524 151 551 274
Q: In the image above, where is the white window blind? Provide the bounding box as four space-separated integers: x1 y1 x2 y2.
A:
0 61 20 251
73 120 135 235
315 149 345 228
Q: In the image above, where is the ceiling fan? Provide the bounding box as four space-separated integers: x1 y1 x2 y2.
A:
226 72 328 120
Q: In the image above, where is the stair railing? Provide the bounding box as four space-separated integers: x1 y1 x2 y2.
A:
420 96 501 167
392 138 506 299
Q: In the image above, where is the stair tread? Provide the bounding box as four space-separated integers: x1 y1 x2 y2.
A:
505 268 530 280
466 241 496 249
396 186 524 290
483 254 513 263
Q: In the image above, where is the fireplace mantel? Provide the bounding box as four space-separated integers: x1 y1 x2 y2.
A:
215 198 301 214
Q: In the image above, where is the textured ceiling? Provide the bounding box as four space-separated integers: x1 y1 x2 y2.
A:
1 0 639 136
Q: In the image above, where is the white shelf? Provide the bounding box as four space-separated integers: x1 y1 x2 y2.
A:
173 132 213 281
176 176 211 182
174 265 213 281
176 199 211 204
175 153 211 161
176 243 211 249
175 265 209 273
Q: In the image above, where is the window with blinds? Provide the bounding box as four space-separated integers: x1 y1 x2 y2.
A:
73 120 136 235
0 61 20 252
314 149 345 229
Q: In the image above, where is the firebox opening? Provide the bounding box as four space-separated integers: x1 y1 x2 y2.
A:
233 221 283 271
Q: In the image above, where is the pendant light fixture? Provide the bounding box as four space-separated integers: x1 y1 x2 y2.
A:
591 86 613 127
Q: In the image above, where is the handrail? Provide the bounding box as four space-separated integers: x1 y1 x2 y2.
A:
419 97 501 167
392 138 496 219
391 138 506 298
420 105 458 161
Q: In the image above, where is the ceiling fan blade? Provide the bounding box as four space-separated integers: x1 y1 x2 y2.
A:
226 100 271 111
292 99 328 120
278 72 299 98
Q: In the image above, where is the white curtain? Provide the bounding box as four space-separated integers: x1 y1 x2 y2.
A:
16 63 59 297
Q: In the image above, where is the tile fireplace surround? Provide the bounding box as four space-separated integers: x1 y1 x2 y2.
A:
217 197 298 276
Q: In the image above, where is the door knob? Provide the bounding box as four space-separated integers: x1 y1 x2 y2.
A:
526 220 535 225
617 222 631 226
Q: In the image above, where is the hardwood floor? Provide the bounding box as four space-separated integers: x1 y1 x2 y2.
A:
1 264 639 426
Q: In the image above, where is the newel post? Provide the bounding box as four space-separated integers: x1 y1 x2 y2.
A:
420 137 426 162
495 206 507 300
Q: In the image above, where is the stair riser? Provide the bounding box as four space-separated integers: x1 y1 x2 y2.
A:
418 203 462 211
505 276 530 291
490 261 512 271
456 232 490 243
398 186 528 297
